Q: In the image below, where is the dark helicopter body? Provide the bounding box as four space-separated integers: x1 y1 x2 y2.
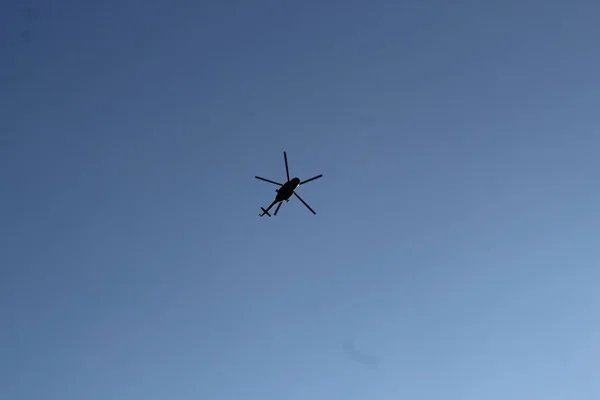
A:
256 152 322 217
260 177 300 216
276 177 301 202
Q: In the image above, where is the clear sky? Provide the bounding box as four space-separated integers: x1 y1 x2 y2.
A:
2 1 600 399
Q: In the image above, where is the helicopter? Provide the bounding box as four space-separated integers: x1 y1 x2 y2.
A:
255 151 323 217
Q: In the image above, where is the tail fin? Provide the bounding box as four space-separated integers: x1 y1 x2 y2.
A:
259 207 271 217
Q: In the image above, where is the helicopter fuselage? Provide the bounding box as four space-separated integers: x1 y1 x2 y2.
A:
275 178 301 202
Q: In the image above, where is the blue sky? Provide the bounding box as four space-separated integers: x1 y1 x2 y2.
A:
2 0 600 399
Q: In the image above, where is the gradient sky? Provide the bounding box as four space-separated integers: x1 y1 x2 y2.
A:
2 1 600 399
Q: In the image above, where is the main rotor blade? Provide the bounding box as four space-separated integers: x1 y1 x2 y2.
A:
255 176 283 186
274 202 283 216
283 151 290 182
300 174 323 185
293 192 316 215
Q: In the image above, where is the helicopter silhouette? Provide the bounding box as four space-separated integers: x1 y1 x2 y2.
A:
255 151 323 217
343 340 379 366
